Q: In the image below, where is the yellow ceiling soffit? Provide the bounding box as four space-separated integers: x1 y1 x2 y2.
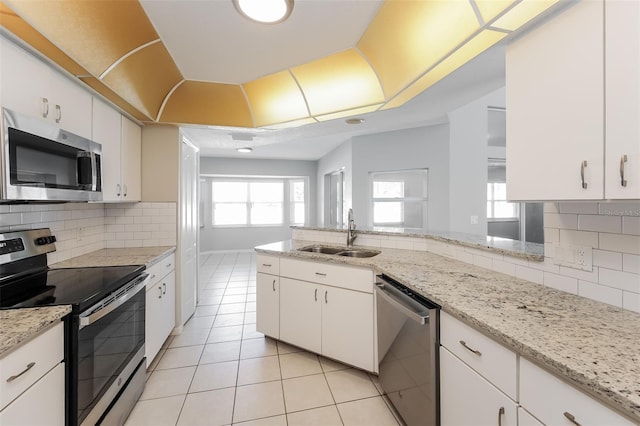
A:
473 0 518 23
102 42 183 120
80 76 152 122
3 0 159 77
160 81 254 128
262 117 318 130
491 0 561 31
358 0 481 100
243 70 309 128
290 49 385 117
0 2 88 76
383 29 508 110
315 103 384 122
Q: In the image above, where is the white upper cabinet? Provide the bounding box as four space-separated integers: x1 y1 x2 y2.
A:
506 0 605 201
0 37 92 139
92 98 122 201
121 116 142 202
605 0 640 199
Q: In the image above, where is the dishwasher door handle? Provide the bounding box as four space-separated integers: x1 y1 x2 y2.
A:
375 284 429 324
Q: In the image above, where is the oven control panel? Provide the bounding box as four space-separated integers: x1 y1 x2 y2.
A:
0 238 24 255
35 236 57 246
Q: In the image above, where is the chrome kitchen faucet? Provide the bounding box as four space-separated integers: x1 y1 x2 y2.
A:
347 208 357 247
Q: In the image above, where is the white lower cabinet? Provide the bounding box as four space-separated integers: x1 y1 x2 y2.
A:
0 321 65 425
256 272 280 339
145 254 176 367
280 277 322 354
440 347 517 426
518 407 544 426
520 358 636 426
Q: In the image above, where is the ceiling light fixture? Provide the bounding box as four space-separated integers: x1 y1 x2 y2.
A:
237 147 253 153
233 0 294 24
345 118 365 125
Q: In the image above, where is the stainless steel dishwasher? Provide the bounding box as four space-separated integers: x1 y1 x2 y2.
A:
376 274 440 426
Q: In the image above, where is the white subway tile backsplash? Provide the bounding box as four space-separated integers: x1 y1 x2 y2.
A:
492 259 516 276
558 265 598 283
0 213 21 227
622 292 640 313
578 215 621 233
544 213 578 230
578 281 623 307
593 249 622 270
559 229 599 248
558 202 599 214
622 216 640 235
623 254 640 274
599 233 640 255
515 265 544 285
599 268 640 293
473 254 493 270
598 202 640 217
543 272 578 294
544 202 559 213
544 228 560 243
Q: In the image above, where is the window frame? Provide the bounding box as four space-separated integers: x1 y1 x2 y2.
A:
369 169 428 229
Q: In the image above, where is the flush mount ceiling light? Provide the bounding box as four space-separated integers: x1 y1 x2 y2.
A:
233 0 294 24
345 118 365 125
237 147 253 153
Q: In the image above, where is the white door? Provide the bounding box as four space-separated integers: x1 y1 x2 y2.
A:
256 273 279 339
92 98 122 201
179 137 199 326
279 277 322 354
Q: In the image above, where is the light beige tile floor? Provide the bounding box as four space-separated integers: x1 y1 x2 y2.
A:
126 251 401 426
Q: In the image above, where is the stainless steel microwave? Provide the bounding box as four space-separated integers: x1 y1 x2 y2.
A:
1 108 102 202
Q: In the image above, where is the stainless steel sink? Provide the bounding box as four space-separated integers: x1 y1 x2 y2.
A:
297 245 380 258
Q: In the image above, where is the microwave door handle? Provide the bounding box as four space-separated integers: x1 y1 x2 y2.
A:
90 152 97 191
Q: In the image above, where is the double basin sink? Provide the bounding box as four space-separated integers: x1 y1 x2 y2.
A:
298 245 380 258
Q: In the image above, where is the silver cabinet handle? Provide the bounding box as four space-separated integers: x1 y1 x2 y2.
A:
150 274 156 280
42 98 49 118
580 160 588 189
55 104 61 123
162 282 167 295
166 263 172 268
158 286 162 299
498 407 505 426
620 155 628 187
563 411 581 426
325 290 328 304
116 184 121 197
272 279 276 292
123 184 128 197
262 263 272 267
315 272 326 276
314 288 318 301
7 362 36 382
459 340 482 356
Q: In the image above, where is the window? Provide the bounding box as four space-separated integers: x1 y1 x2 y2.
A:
208 177 306 227
370 169 428 229
487 159 519 220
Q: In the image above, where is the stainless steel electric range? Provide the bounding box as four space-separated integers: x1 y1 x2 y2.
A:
0 228 149 425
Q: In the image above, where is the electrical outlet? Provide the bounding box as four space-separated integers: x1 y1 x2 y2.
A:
553 244 593 271
470 215 478 225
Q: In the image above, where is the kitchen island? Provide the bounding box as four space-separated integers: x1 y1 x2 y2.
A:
256 239 640 423
0 306 70 356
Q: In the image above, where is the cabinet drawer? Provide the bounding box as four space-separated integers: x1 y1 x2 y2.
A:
257 255 280 275
0 321 64 410
440 311 517 399
520 357 635 426
147 253 175 288
280 258 373 293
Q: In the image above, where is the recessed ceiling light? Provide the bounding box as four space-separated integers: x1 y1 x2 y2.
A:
237 147 253 153
345 118 365 125
233 0 294 24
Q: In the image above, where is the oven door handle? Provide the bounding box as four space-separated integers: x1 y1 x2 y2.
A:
79 274 148 329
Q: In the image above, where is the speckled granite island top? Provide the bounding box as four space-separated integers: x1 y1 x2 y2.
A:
256 240 640 422
50 246 176 268
0 306 71 356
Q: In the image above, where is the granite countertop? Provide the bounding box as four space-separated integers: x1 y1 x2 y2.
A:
292 225 544 261
0 306 71 357
256 240 640 422
51 246 176 269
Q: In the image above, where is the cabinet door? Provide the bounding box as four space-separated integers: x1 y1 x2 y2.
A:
160 271 176 343
256 273 279 339
0 363 65 426
440 347 517 426
605 0 640 199
121 116 142 202
321 286 374 371
0 37 51 121
48 71 92 139
145 282 164 367
280 277 321 353
506 0 604 200
92 98 122 201
518 407 544 426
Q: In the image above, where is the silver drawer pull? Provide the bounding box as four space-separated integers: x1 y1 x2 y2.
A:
166 263 172 268
262 263 272 267
272 279 276 292
459 340 482 356
315 272 326 276
620 155 628 187
7 362 36 382
314 288 318 301
158 286 162 299
563 412 581 426
498 407 505 426
162 283 167 295
580 160 588 189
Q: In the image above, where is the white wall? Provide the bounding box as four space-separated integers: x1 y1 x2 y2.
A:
350 124 451 232
448 87 506 235
199 157 318 251
316 140 352 226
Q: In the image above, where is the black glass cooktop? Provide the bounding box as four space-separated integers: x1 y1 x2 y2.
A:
0 265 145 313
